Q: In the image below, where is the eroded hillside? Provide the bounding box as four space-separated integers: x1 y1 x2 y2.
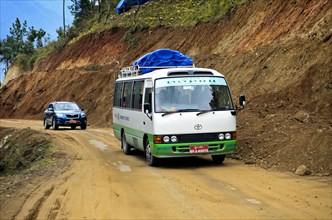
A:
1 0 331 175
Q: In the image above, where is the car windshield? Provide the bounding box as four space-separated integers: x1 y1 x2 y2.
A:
54 103 79 111
155 76 234 113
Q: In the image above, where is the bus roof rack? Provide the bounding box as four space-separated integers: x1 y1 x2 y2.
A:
119 65 195 78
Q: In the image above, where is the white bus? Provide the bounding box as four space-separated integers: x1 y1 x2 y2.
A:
113 66 245 166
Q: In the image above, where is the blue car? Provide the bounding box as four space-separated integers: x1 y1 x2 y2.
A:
44 101 87 130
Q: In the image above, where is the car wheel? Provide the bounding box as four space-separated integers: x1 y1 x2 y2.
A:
51 118 58 130
211 155 225 164
44 119 50 129
145 139 158 166
71 125 76 130
81 124 86 130
121 132 131 155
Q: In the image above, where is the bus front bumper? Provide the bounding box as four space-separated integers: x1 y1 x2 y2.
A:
151 140 237 158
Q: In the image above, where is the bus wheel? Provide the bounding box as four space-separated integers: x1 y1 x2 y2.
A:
211 155 225 164
121 132 131 155
145 139 158 166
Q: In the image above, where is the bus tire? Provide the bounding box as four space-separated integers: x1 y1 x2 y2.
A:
145 139 158 166
121 132 131 155
211 155 225 164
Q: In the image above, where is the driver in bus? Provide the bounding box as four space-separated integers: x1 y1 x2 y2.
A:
156 89 168 111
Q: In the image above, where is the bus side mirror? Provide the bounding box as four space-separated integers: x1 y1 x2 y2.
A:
144 103 152 114
239 95 246 107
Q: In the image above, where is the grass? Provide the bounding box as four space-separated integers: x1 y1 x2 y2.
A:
0 127 52 175
26 0 247 69
69 0 247 44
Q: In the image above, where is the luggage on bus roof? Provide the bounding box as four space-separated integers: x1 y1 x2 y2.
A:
132 48 193 74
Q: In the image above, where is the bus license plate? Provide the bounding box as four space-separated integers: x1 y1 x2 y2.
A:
189 145 209 153
69 119 76 123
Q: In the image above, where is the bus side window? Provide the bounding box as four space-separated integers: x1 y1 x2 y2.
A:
133 81 144 110
123 82 133 108
114 83 123 107
144 88 152 106
122 97 126 107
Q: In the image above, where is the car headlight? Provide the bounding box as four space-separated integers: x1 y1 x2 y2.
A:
225 133 231 140
218 133 225 140
163 136 170 143
171 136 178 142
56 113 65 118
81 112 86 117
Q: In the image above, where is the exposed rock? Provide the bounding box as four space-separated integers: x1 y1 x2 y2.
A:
293 110 310 123
295 165 311 176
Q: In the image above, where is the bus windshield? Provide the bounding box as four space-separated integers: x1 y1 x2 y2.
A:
155 76 234 113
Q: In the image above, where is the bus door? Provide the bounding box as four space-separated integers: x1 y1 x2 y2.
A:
143 79 153 137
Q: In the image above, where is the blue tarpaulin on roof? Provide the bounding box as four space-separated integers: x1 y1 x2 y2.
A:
132 49 193 74
116 0 149 14
116 0 126 14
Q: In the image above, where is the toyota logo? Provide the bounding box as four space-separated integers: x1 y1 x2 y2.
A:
194 124 202 130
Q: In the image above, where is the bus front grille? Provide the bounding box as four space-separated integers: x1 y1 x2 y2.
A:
178 133 218 143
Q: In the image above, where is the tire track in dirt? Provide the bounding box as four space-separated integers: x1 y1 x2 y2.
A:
1 120 331 219
10 132 82 220
24 186 54 220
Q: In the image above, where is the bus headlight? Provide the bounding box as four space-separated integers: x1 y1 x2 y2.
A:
171 136 178 142
225 133 231 140
163 136 170 143
218 133 225 140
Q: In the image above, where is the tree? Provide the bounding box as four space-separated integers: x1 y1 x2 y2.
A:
97 0 101 23
63 0 66 36
28 27 46 48
70 0 95 24
0 40 12 74
0 18 47 73
104 0 120 21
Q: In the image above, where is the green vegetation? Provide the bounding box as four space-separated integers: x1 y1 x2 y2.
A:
114 0 246 27
122 26 141 49
1 0 247 73
0 18 48 73
84 64 102 71
72 0 246 43
0 127 51 174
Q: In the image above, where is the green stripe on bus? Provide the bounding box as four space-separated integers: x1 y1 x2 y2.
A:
113 123 236 157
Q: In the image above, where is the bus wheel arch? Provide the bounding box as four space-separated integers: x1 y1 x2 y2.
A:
144 135 159 166
143 134 149 151
121 129 131 155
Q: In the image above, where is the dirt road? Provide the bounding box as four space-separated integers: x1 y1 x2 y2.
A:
0 119 331 219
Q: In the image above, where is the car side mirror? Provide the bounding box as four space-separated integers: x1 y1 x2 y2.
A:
81 108 84 111
144 103 152 114
239 95 246 107
48 108 53 112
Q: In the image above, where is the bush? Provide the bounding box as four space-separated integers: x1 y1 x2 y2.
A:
122 28 141 49
17 54 33 71
84 64 101 71
0 128 51 174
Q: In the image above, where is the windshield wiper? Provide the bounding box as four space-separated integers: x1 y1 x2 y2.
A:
161 112 178 117
196 110 214 116
162 109 199 117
